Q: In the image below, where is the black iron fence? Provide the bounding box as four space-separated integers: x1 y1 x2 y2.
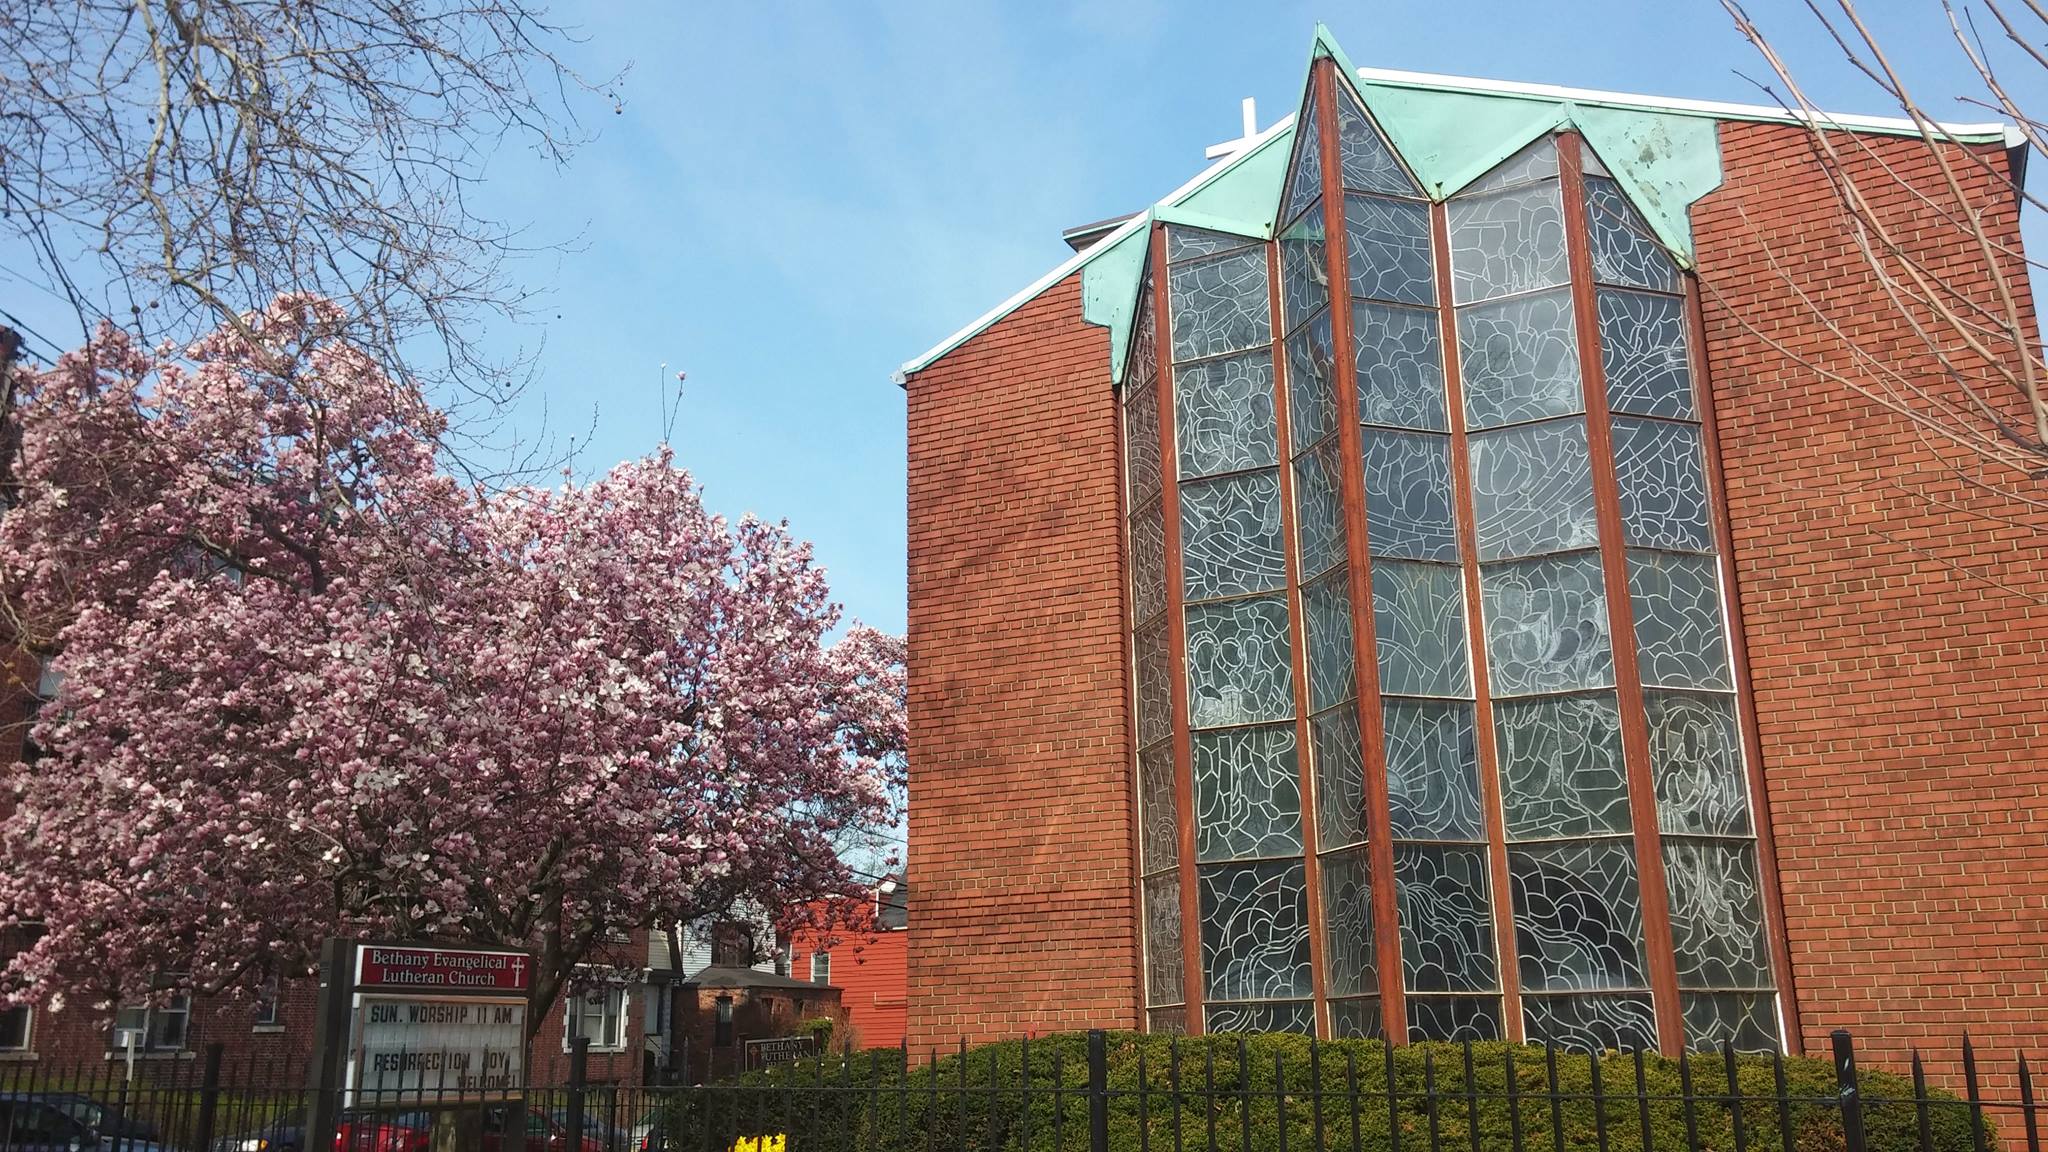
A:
0 1030 2039 1152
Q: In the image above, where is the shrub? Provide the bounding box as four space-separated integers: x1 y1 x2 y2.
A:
655 1032 1983 1152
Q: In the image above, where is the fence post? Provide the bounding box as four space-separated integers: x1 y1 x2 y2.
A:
1832 1030 1866 1152
1087 1029 1109 1152
190 1043 224 1152
567 1036 590 1152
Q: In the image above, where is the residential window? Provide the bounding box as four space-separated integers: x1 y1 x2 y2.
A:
713 996 733 1047
809 952 831 986
112 995 191 1052
642 988 663 1037
0 1002 30 1052
563 986 627 1052
254 976 282 1028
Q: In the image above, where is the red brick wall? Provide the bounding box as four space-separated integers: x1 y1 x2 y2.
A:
7 973 647 1086
1694 121 2048 1075
902 274 1140 1050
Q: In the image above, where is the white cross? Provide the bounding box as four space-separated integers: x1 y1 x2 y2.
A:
1205 97 1261 159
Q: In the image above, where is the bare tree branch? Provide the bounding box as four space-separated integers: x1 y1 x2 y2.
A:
0 0 624 450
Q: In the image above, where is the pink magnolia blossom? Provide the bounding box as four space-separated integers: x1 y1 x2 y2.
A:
0 298 904 1032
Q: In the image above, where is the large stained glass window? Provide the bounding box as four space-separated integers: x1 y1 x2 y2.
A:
1128 64 1780 1053
1169 220 1312 1036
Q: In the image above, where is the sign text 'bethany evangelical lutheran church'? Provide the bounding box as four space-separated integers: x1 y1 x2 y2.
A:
357 945 531 991
346 944 531 1105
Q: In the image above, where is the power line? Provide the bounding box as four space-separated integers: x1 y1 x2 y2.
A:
0 308 64 365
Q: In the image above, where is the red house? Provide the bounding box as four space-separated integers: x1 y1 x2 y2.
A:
784 877 908 1051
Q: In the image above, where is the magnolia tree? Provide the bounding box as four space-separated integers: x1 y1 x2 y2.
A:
0 297 905 1034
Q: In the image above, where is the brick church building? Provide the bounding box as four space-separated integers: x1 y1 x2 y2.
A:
898 29 2048 1068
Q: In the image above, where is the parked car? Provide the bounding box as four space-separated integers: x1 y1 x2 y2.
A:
215 1106 611 1152
0 1093 165 1152
542 1109 631 1152
214 1111 432 1152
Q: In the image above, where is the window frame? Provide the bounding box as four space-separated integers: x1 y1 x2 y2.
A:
111 993 192 1053
808 951 831 986
561 985 629 1053
253 975 283 1030
0 1000 32 1053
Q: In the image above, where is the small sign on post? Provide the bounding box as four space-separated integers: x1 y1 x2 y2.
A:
743 1036 817 1071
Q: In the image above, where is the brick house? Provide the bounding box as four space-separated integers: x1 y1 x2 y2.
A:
897 28 2048 1073
667 968 846 1085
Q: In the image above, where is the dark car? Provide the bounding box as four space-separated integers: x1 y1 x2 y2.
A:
542 1110 631 1152
0 1093 165 1152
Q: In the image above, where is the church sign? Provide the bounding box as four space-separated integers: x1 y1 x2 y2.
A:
306 939 533 1128
349 945 529 1104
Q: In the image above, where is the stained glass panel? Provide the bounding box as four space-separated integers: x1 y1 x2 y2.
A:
1613 417 1712 553
1147 1007 1188 1034
1354 301 1448 431
1523 994 1658 1052
1130 281 1158 385
1130 500 1166 625
1481 552 1615 697
1373 560 1472 698
1170 226 1260 263
1205 1001 1315 1035
1682 993 1780 1053
1469 417 1599 561
1286 307 1339 450
1136 618 1173 747
1186 595 1296 728
1663 838 1773 990
1393 844 1499 993
1313 706 1367 851
1199 860 1313 1001
1337 85 1420 197
1383 700 1484 841
1448 182 1567 303
1293 439 1346 582
1321 845 1378 997
1494 692 1632 840
1407 997 1503 1043
1628 550 1733 691
1362 430 1459 562
1508 840 1647 991
1345 194 1435 307
1170 248 1272 363
1175 348 1278 480
1145 872 1183 1005
1125 372 1163 505
1302 568 1357 714
1283 84 1324 224
1646 691 1752 837
1193 724 1303 862
1465 137 1560 194
1583 175 1681 294
1280 206 1330 335
1180 470 1287 603
1599 289 1695 420
1329 997 1385 1040
1139 740 1178 873
1457 289 1583 429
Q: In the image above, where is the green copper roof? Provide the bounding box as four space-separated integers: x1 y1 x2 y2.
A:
895 27 2019 385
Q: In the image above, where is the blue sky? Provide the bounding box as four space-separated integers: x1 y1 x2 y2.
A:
8 2 2043 637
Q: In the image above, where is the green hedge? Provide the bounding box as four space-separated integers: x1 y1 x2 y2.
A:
662 1033 1983 1152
